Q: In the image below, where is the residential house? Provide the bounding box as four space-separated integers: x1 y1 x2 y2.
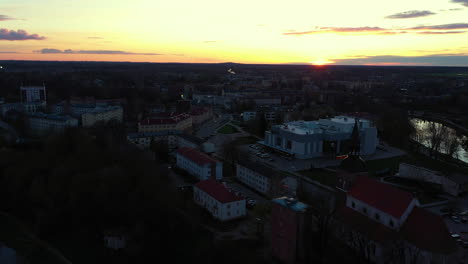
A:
176 147 222 180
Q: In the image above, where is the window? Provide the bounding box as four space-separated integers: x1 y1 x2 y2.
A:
389 220 394 227
375 213 380 221
286 140 292 149
351 201 355 208
362 207 367 214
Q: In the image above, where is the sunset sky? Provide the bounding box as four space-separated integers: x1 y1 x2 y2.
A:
1 0 468 65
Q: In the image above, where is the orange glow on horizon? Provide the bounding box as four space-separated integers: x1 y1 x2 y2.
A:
310 59 335 66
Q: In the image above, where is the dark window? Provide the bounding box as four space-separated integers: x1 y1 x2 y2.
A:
276 137 282 146
351 201 355 208
286 140 292 149
375 213 380 221
389 220 394 227
362 207 367 214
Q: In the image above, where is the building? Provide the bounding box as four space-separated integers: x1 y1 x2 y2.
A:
127 130 181 150
261 116 378 159
27 112 78 135
176 147 222 180
242 111 277 122
271 197 309 264
23 101 46 114
193 179 246 221
397 163 468 196
138 112 192 133
236 159 277 196
335 175 457 264
177 133 205 149
20 85 46 103
190 107 213 126
0 103 23 117
82 105 123 127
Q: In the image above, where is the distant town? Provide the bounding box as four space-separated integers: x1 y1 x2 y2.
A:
1 61 468 264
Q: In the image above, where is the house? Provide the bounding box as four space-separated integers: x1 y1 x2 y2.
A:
335 175 457 264
177 134 205 150
176 147 223 180
236 159 278 196
193 179 246 221
271 197 309 264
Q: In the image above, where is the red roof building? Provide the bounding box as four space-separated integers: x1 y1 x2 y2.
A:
194 179 246 221
176 147 222 180
138 112 192 133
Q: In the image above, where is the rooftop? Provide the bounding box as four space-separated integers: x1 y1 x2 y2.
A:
347 175 415 218
176 147 218 166
178 134 205 145
195 179 244 203
274 115 371 135
140 112 191 125
127 130 181 139
272 197 308 212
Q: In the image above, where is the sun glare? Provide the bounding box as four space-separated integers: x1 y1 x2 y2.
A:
310 59 335 66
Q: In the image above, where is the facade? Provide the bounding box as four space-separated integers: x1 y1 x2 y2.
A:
82 105 123 127
176 147 222 180
190 107 213 126
271 197 309 264
127 130 181 150
242 111 277 122
23 101 46 114
194 179 246 221
27 112 78 135
138 113 192 133
335 175 457 264
20 85 46 103
0 103 23 117
261 116 378 159
398 163 468 196
236 159 275 196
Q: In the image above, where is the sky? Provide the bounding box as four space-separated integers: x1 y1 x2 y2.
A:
1 0 468 66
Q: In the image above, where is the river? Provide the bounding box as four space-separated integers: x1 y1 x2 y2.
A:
411 118 468 163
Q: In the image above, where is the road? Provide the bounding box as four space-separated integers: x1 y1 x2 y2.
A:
195 113 231 138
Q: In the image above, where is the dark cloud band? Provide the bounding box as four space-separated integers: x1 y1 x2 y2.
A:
35 48 161 55
385 10 436 19
0 29 45 41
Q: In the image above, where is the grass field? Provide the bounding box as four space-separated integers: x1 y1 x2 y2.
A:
217 124 239 134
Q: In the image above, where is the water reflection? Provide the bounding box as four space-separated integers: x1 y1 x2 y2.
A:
411 118 468 163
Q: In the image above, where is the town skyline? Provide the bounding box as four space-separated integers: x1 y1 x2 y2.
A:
2 0 468 66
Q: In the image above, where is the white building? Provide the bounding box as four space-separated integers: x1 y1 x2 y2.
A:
20 85 46 103
261 116 378 159
82 105 123 127
27 112 78 135
194 179 246 221
335 175 457 264
176 147 222 180
236 159 275 196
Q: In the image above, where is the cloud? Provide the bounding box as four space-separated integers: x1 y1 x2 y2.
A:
332 54 468 66
0 51 18 54
87 37 103 39
0 29 45 41
417 31 466 34
409 23 468 30
34 48 161 55
0 15 16 21
283 23 468 36
449 8 464 11
385 10 436 19
283 27 385 35
451 0 468 7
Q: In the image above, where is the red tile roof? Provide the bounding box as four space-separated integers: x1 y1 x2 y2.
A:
401 207 457 254
348 176 414 218
195 179 244 203
176 147 218 166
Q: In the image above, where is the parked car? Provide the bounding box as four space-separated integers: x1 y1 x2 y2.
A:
463 241 468 248
260 153 270 158
269 158 275 162
451 233 461 239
